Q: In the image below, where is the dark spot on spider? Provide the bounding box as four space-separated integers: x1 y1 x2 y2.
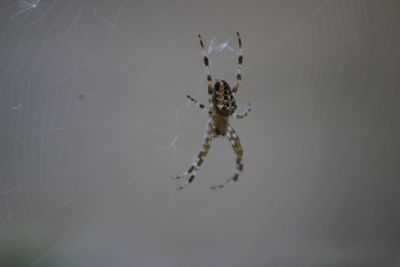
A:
188 175 195 183
204 56 209 66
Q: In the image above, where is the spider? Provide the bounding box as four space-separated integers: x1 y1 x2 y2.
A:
171 32 252 190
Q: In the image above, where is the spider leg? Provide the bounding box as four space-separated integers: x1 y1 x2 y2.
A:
198 34 214 111
210 125 243 190
231 103 252 119
172 126 212 190
186 95 212 115
232 32 243 94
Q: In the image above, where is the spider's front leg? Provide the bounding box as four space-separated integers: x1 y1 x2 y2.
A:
232 32 243 94
186 95 212 115
210 125 243 190
171 125 212 190
198 34 214 112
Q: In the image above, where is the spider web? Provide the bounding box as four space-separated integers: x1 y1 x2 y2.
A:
1 0 400 266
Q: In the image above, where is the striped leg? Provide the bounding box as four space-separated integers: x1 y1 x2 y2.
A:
198 34 214 112
231 103 252 119
211 125 243 190
186 95 212 115
172 126 212 190
232 32 243 94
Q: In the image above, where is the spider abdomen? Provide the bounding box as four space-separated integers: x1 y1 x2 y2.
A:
213 80 237 116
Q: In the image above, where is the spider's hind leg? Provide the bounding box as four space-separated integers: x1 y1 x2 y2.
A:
171 127 212 190
210 125 243 190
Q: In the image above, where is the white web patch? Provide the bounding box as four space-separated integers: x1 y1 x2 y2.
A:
207 36 235 55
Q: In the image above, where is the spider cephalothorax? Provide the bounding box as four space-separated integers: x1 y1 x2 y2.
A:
213 80 237 116
171 32 252 190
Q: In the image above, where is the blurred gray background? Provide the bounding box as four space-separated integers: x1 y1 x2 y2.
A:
1 0 400 266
